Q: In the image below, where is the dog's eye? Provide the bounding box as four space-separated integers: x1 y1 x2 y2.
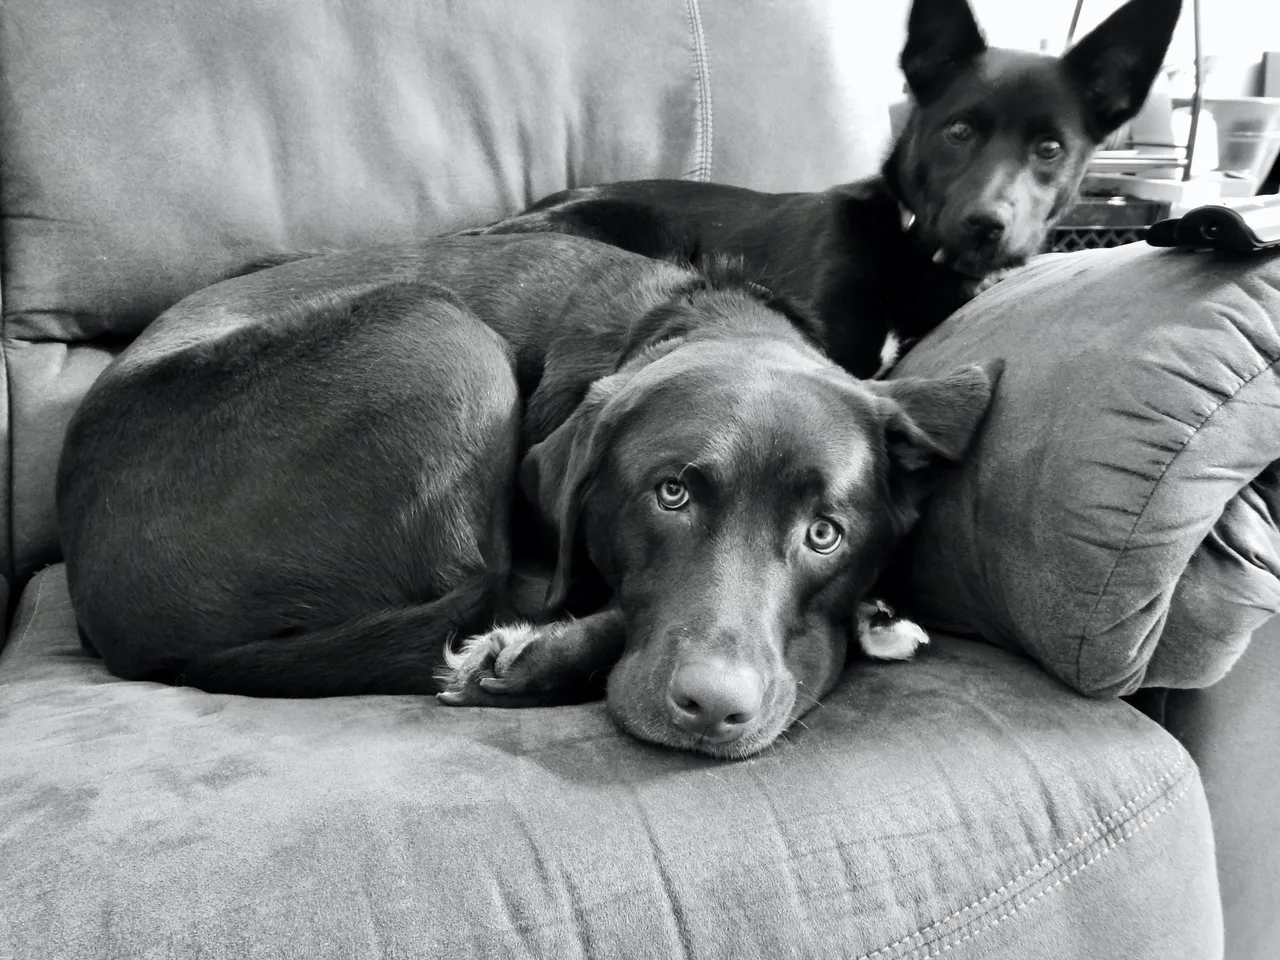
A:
1035 138 1063 161
655 479 690 510
943 121 975 145
805 518 843 554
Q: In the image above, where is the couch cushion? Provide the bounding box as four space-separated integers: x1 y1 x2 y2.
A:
0 0 905 584
0 565 1221 959
890 243 1280 697
1 0 900 347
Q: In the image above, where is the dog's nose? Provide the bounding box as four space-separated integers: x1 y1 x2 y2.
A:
667 660 764 742
962 211 1006 243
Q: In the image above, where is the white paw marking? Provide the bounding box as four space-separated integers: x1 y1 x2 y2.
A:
437 622 540 690
857 600 929 661
875 331 902 379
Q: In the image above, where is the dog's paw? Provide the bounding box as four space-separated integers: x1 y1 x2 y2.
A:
856 600 929 661
435 622 567 708
966 268 1015 298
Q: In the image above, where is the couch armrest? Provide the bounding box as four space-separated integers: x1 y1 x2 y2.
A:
888 242 1280 697
1164 615 1280 960
890 240 1280 960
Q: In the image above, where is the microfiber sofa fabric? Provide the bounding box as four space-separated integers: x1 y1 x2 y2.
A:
0 566 1220 959
891 243 1280 697
0 1 1247 956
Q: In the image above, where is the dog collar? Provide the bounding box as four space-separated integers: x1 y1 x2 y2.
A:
898 202 917 233
898 202 951 267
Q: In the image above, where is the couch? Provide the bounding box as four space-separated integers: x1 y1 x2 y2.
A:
1 2 1276 958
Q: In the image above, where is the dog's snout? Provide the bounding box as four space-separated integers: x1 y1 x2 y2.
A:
962 211 1006 243
667 660 764 742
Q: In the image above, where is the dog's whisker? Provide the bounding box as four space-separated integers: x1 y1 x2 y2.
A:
791 683 825 714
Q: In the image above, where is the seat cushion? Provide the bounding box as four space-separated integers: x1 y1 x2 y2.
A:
0 566 1220 959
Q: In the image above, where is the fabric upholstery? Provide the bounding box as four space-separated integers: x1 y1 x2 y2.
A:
0 337 8 631
0 282 8 626
0 566 1221 959
1164 613 1280 960
0 1 1259 955
890 243 1280 697
0 0 903 585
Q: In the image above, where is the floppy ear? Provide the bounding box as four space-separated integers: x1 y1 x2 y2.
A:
899 0 988 104
519 374 629 614
1063 0 1182 140
870 360 1003 482
521 338 692 612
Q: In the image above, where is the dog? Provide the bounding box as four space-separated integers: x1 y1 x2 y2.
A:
461 0 1182 379
57 234 999 758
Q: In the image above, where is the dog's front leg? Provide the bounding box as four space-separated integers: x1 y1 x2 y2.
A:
435 607 626 708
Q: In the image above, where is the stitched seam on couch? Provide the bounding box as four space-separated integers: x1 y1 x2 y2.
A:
11 562 44 655
1 331 10 607
1075 350 1280 687
918 773 1196 958
858 757 1193 960
682 0 714 181
1 188 14 601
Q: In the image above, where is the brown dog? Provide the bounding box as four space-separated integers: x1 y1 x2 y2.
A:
57 234 998 757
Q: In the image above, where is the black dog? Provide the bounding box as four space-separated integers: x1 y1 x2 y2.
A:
462 0 1182 379
57 235 998 758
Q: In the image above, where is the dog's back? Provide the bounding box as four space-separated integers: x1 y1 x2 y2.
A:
60 267 515 692
57 235 646 693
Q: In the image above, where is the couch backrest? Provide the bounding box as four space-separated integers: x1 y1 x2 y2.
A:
0 0 911 618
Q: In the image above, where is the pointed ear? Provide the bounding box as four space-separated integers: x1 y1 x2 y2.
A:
872 360 1003 477
899 0 988 104
1063 0 1182 140
519 373 629 613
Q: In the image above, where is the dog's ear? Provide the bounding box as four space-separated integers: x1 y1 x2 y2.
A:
519 373 631 614
521 337 693 613
869 360 1003 486
1063 0 1182 140
899 0 988 104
